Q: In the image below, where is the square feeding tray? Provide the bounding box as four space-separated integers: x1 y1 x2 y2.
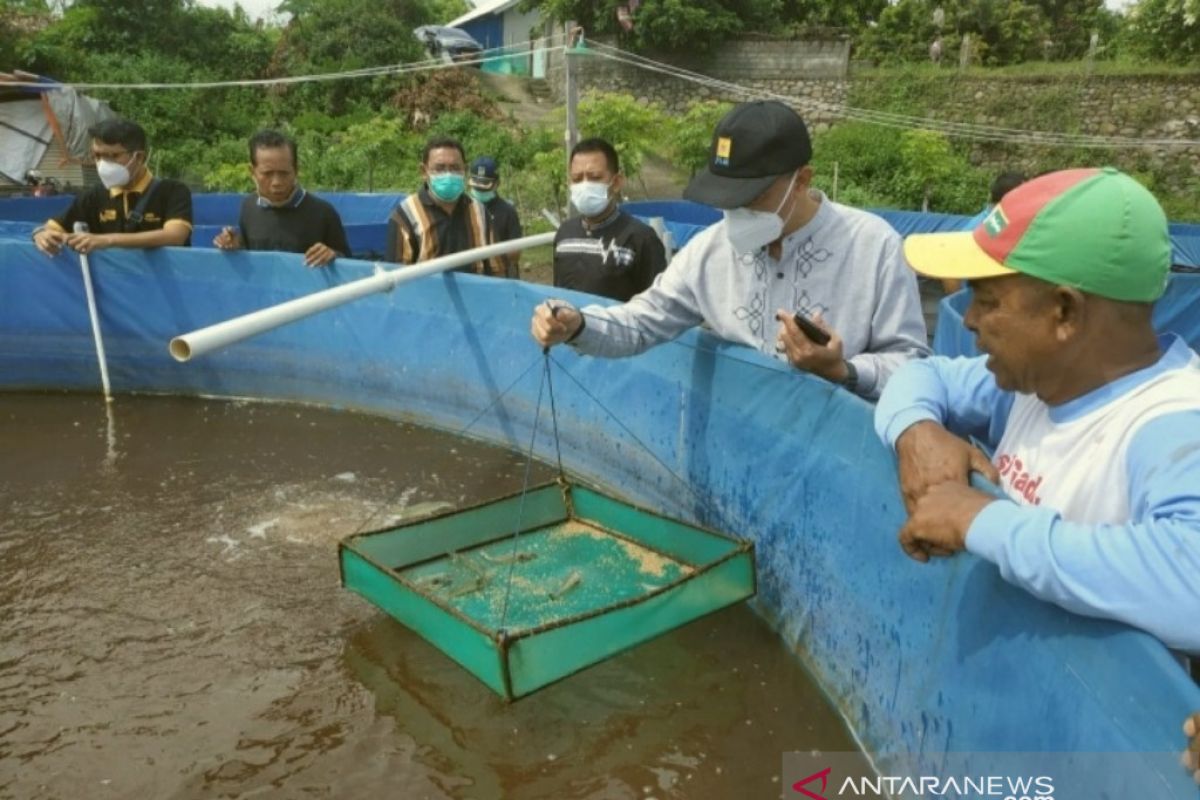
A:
338 480 756 700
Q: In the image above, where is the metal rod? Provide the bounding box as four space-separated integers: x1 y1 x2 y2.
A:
74 222 113 401
169 231 555 362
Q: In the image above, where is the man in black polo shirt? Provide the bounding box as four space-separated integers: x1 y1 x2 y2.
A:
387 136 499 276
213 129 349 267
32 118 192 256
468 155 523 278
553 137 667 301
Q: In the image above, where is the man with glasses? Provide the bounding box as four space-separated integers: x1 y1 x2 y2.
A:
387 136 499 276
32 118 192 257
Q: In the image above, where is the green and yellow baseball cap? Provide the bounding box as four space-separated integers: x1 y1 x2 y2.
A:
904 167 1171 302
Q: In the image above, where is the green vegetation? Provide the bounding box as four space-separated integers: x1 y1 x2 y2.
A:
844 70 1199 220
528 0 1197 66
1 0 1194 223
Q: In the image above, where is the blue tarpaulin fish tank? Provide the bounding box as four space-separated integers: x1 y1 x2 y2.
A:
3 193 1199 796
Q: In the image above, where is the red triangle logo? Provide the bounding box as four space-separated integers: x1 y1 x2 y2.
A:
792 766 831 799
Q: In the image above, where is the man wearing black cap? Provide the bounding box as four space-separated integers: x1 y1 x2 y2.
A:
469 155 523 278
531 101 929 399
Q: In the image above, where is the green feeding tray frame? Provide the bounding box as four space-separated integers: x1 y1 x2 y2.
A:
339 480 756 700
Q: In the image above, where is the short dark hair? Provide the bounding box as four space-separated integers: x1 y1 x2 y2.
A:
990 171 1026 203
570 137 620 174
88 119 147 152
422 136 466 165
249 129 298 168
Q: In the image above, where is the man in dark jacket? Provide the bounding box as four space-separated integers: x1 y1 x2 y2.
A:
213 129 349 267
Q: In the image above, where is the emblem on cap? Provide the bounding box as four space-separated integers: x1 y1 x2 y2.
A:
714 136 732 166
983 207 1008 237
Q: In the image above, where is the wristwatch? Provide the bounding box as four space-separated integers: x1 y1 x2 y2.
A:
839 359 858 391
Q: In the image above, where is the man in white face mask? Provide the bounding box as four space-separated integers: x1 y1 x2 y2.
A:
32 118 193 257
532 101 930 399
552 138 667 301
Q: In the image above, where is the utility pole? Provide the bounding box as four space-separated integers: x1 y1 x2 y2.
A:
564 23 580 177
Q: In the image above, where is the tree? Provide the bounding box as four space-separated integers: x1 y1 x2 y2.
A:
525 0 781 52
778 0 889 36
861 0 1056 65
1122 0 1200 63
1037 0 1118 59
0 0 51 66
898 130 957 210
270 0 467 112
663 99 733 177
576 91 666 179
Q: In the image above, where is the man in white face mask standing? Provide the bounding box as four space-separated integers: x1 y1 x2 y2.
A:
531 101 930 399
32 118 193 257
552 138 667 301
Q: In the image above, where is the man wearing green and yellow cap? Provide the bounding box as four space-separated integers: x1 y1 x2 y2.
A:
874 167 1200 654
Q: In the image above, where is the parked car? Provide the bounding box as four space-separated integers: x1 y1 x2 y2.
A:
414 26 484 63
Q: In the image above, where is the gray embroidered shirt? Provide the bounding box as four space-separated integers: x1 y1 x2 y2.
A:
569 191 931 399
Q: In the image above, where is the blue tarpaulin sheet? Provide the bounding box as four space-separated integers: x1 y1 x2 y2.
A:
868 207 978 235
1170 222 1200 270
1 241 1197 796
0 192 402 258
5 194 1198 267
192 192 402 258
624 200 720 252
0 195 73 221
935 272 1200 357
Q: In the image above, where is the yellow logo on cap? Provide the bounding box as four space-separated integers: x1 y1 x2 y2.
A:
716 137 732 158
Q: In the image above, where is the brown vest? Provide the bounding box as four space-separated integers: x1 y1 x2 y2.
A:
391 193 496 275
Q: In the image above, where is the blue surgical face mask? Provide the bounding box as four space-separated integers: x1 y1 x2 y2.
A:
470 187 496 203
429 172 465 203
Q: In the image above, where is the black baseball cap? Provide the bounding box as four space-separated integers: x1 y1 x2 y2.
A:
683 100 812 209
469 156 498 187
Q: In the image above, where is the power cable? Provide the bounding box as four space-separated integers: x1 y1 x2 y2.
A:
585 41 1200 149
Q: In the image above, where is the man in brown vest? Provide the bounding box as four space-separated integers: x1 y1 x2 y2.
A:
386 136 499 276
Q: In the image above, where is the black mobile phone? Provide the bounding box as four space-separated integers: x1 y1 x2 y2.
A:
793 311 831 345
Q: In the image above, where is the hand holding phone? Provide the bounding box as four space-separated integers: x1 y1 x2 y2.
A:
793 311 831 346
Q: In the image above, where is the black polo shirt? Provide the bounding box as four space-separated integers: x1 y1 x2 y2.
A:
238 191 350 257
48 171 192 245
553 209 667 301
386 186 496 275
484 195 523 278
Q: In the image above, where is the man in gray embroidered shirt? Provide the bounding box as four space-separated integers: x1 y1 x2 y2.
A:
531 100 930 399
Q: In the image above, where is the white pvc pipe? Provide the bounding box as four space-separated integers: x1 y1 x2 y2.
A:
75 222 113 401
169 232 556 362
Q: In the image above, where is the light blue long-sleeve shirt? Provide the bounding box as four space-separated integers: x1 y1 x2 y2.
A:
875 335 1200 653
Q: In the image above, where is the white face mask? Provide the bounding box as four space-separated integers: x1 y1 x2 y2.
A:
723 171 799 254
97 155 136 190
570 180 612 217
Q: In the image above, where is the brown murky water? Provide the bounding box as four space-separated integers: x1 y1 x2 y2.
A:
0 393 858 800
